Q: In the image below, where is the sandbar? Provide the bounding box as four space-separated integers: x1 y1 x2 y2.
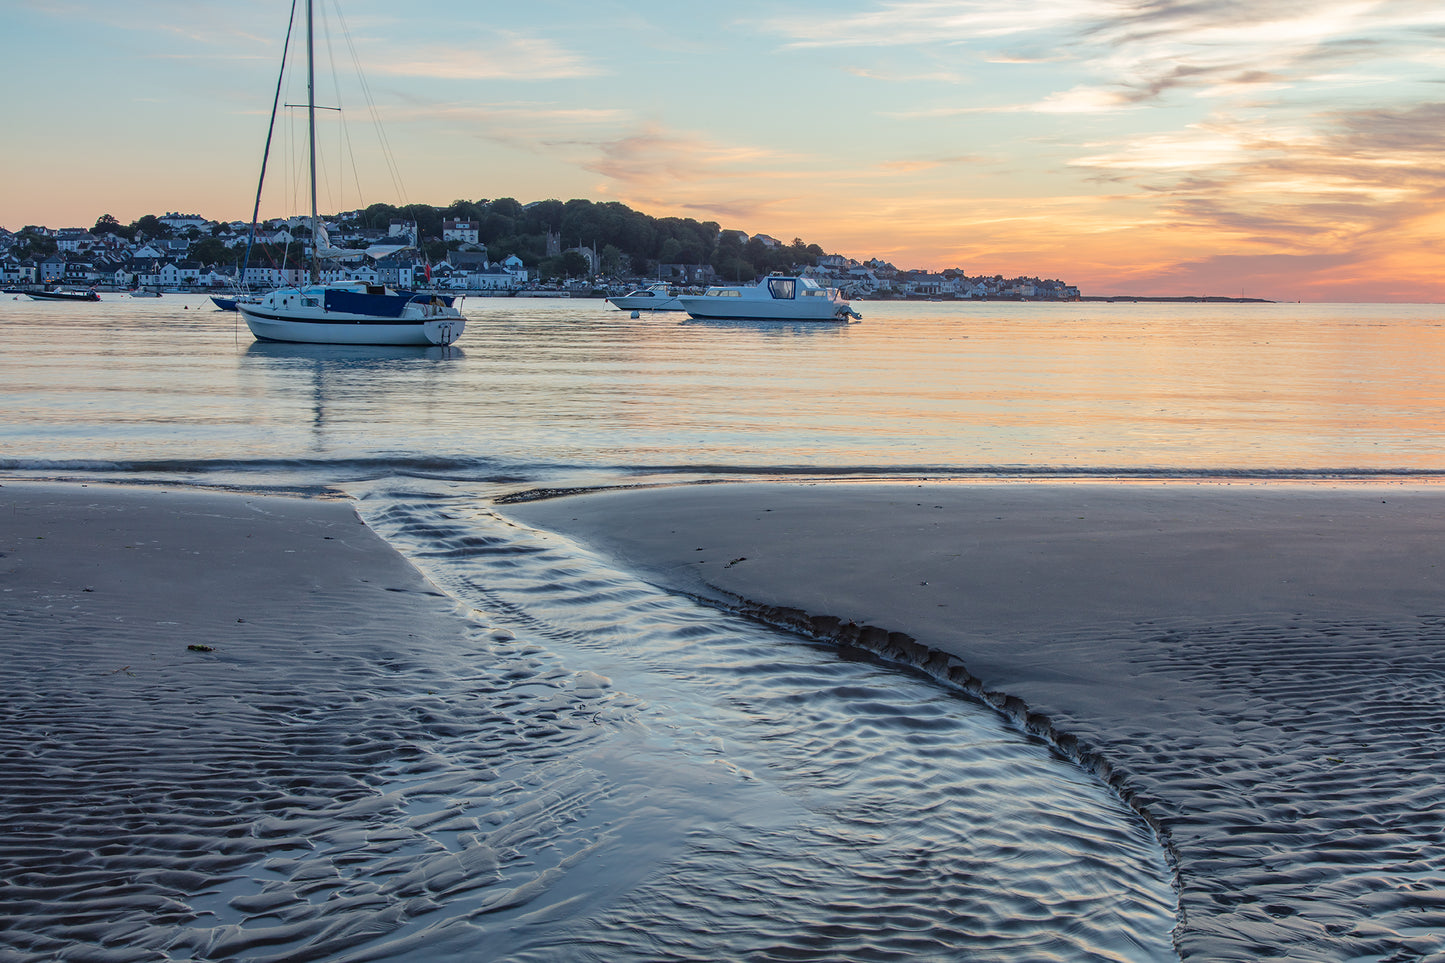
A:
504 480 1445 961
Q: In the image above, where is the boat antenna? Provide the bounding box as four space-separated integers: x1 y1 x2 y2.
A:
307 0 319 286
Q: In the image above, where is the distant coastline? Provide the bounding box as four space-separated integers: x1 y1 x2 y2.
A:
1081 295 1275 303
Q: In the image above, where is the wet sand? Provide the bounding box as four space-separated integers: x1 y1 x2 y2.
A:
504 481 1445 962
0 482 480 960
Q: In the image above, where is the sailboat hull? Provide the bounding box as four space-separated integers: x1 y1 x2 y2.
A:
240 307 464 346
239 285 465 345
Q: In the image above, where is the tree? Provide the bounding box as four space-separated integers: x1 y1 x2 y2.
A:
91 214 122 236
189 237 233 265
130 214 171 239
600 244 628 277
559 250 590 279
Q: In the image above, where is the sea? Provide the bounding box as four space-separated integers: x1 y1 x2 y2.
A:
3 294 1443 961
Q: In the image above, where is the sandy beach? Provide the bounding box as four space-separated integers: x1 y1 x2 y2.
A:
0 482 486 960
7 478 1443 961
505 480 1445 961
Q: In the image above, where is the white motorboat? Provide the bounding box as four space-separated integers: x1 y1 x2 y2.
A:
236 0 465 347
678 275 861 322
607 283 685 312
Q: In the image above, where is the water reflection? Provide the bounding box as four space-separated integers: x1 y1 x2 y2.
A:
238 341 465 451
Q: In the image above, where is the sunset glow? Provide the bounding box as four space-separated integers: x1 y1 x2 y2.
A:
4 0 1444 300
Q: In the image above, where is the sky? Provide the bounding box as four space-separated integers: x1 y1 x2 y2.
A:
4 0 1444 301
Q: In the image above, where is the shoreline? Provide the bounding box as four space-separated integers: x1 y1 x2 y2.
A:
502 479 1445 961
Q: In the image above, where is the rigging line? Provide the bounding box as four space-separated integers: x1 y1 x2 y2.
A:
332 0 408 206
242 0 299 296
315 0 345 218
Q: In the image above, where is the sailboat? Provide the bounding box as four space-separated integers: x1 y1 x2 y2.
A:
238 0 465 347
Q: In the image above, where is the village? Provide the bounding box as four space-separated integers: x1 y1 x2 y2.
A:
0 208 1082 301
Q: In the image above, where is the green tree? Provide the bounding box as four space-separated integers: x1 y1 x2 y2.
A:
559 250 590 278
130 214 171 239
600 243 628 277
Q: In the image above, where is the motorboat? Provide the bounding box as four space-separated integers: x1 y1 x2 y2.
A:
239 281 464 346
235 0 465 347
678 275 861 322
607 283 685 312
28 288 100 302
130 288 161 298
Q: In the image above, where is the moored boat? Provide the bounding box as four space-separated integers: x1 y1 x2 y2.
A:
607 283 685 312
235 0 466 347
28 288 100 302
239 281 464 346
678 275 860 322
211 294 261 312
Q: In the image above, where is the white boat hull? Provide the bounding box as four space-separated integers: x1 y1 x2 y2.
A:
678 300 854 321
678 275 860 322
239 306 464 346
239 284 465 346
608 286 685 312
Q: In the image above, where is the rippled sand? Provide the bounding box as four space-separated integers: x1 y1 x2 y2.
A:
0 482 1177 962
505 481 1445 962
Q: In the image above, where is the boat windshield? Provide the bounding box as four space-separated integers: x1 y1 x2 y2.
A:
767 278 796 300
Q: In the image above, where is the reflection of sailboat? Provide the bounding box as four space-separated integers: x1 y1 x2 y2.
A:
244 342 464 363
237 0 465 347
241 340 464 448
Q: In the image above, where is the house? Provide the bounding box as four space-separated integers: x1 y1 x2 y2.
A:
244 264 306 287
159 212 209 231
0 254 36 284
658 263 716 284
63 259 95 285
158 260 203 287
462 264 523 291
200 264 240 288
38 253 67 283
55 229 93 253
373 252 417 289
442 219 479 244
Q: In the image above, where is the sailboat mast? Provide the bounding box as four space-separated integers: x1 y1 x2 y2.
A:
306 0 319 284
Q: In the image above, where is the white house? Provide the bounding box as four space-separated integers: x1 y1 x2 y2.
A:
442 219 479 244
55 229 92 253
463 265 522 291
159 212 209 231
158 260 202 287
0 255 36 284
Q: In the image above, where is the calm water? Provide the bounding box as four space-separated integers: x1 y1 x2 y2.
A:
3 295 1443 482
4 294 1442 960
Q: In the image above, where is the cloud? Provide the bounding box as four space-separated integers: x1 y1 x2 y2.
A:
775 1 1445 105
370 32 601 81
580 126 795 187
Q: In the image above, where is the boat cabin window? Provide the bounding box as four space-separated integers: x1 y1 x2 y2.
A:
767 278 796 300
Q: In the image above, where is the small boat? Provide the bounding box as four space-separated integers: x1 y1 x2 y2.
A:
211 294 261 312
28 288 100 302
239 281 464 346
608 283 684 312
235 0 466 347
130 288 161 298
678 275 861 322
